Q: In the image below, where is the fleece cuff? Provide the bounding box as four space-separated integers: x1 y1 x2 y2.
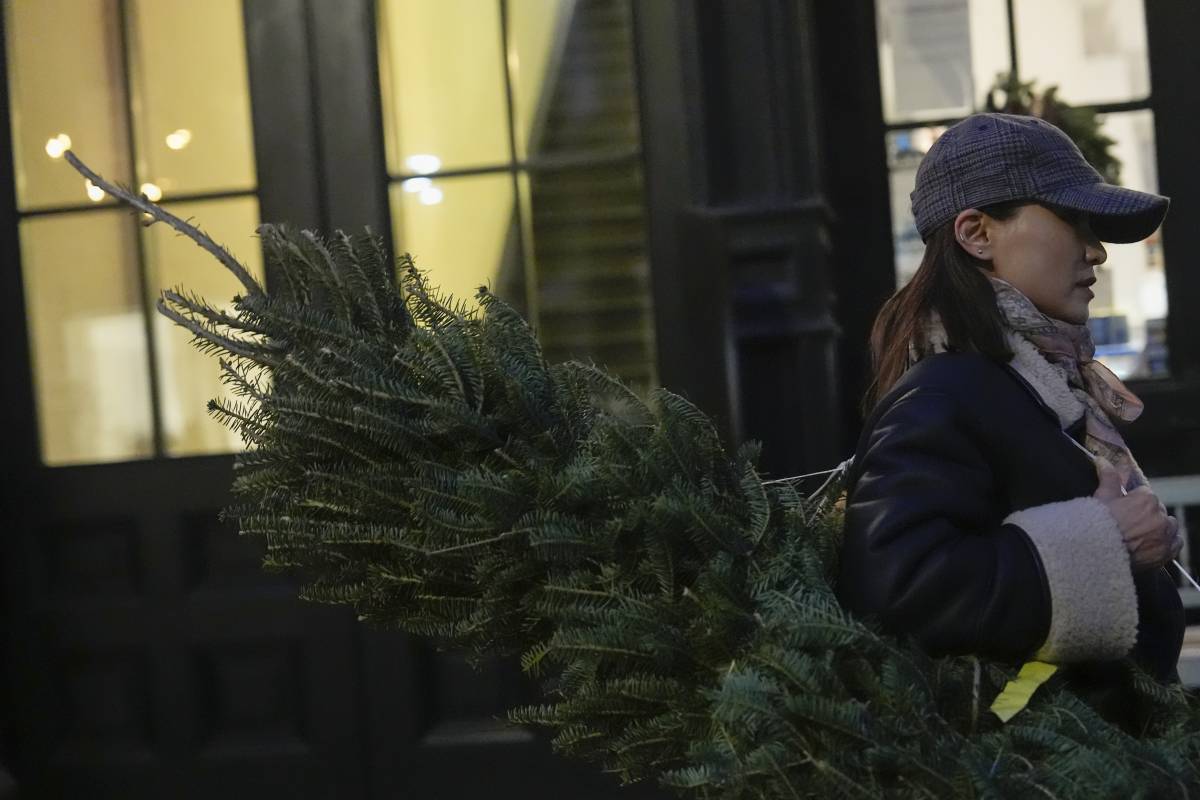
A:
1005 497 1138 663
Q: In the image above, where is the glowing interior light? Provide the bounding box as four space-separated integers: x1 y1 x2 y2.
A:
402 177 433 193
164 128 193 150
1139 273 1168 320
85 180 105 202
418 185 444 206
45 133 72 159
140 183 163 202
405 154 442 174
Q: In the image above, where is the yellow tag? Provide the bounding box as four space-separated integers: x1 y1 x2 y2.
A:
989 661 1058 723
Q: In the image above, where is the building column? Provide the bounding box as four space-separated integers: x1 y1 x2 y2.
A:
635 0 859 477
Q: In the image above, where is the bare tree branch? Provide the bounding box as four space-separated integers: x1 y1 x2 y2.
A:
63 150 263 297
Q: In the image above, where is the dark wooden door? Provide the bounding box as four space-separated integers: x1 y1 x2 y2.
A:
0 2 670 797
0 392 669 800
0 1 367 795
5 458 367 798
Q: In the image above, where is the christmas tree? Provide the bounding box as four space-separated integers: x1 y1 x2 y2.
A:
66 151 1200 798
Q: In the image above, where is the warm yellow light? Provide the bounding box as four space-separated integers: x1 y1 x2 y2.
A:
165 129 193 150
402 177 432 193
418 185 443 206
85 180 105 202
405 154 442 175
140 183 163 202
45 133 72 159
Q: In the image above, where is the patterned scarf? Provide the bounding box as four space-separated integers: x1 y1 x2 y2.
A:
988 276 1146 489
911 276 1148 491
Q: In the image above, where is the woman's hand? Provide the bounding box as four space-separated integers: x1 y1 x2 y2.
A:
1093 458 1182 572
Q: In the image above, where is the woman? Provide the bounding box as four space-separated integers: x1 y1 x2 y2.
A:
836 113 1185 692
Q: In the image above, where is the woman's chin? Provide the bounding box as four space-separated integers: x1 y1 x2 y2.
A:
1034 295 1090 325
1061 298 1092 325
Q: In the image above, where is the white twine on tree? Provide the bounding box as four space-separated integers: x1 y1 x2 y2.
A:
768 439 1200 591
762 458 853 490
1061 433 1200 592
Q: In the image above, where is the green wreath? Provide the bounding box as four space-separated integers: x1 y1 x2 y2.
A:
986 71 1122 185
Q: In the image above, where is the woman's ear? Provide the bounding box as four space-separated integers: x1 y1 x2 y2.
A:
953 209 990 261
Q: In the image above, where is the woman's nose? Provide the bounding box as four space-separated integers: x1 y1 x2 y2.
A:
1086 240 1108 266
1080 218 1107 265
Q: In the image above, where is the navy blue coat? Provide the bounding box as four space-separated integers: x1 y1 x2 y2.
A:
837 352 1184 684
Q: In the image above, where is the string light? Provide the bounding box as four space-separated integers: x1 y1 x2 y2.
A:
45 133 72 159
405 154 441 174
402 176 443 205
140 183 163 202
418 185 443 206
165 129 192 150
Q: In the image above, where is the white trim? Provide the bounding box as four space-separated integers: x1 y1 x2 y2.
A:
1005 497 1138 662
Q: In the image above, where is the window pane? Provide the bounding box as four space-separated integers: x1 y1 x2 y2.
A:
19 211 153 465
1087 110 1166 380
377 0 510 174
528 161 656 392
885 126 944 286
144 197 265 457
1014 0 1149 107
389 173 524 311
876 0 1011 123
5 0 132 211
509 0 639 160
127 0 256 197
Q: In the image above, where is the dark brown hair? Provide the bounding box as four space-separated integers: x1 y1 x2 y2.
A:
862 201 1029 414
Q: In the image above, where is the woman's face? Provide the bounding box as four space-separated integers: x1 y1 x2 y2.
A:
958 203 1107 324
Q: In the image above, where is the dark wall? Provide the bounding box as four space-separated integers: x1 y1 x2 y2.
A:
812 0 897 454
634 0 893 478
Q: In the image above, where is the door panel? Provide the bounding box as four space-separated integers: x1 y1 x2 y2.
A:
10 458 366 798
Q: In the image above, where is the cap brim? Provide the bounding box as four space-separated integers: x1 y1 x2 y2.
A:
1038 183 1169 243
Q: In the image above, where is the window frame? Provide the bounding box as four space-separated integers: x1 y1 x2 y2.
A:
6 0 261 464
376 0 645 328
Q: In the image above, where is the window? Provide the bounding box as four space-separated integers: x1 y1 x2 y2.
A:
5 0 261 464
877 0 1163 380
376 0 657 393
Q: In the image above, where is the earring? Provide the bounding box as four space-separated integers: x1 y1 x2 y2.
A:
976 248 983 255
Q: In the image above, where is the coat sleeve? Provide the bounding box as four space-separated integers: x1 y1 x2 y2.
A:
837 388 1137 663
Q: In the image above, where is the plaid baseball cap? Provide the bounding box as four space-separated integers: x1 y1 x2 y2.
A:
910 112 1169 244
